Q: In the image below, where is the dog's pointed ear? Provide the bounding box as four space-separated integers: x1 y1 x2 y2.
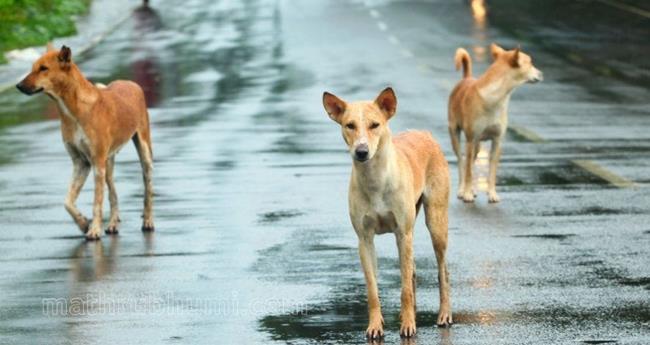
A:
58 45 72 68
323 92 347 124
490 43 505 60
374 87 397 119
510 45 521 68
46 42 55 52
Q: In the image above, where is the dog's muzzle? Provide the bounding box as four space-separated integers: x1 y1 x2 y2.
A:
16 83 43 95
528 71 544 84
354 144 369 162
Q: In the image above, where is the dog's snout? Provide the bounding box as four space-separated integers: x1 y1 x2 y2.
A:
15 83 27 94
354 144 369 161
16 82 42 95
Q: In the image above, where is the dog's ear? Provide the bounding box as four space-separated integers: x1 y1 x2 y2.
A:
490 43 505 60
323 92 347 124
374 87 397 120
58 45 72 69
510 46 521 68
46 42 55 52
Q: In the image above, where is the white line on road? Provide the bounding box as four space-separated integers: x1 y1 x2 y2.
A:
572 160 637 188
376 21 388 31
369 9 381 19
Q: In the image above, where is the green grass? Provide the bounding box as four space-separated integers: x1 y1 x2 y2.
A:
0 0 91 63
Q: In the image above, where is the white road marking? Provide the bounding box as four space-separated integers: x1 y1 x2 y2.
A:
572 160 636 188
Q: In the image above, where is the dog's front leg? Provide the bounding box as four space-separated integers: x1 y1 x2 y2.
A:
64 158 91 232
358 235 383 339
487 137 502 203
396 227 416 337
86 159 107 240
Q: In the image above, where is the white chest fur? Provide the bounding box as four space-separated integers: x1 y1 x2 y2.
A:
51 94 93 160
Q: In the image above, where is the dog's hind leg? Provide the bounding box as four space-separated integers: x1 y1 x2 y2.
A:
448 126 464 199
64 151 91 233
357 235 384 339
461 136 477 202
487 137 503 203
423 191 452 327
133 129 154 231
105 156 120 234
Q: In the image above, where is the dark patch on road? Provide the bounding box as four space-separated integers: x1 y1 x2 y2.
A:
308 244 351 252
498 163 607 186
258 210 304 223
212 159 236 171
512 233 576 240
541 206 634 217
580 340 618 344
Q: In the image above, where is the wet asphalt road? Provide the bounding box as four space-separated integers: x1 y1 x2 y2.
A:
0 0 649 344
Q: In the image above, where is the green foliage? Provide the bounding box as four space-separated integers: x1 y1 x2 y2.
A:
0 0 91 63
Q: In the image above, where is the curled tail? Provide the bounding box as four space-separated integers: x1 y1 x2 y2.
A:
454 48 472 78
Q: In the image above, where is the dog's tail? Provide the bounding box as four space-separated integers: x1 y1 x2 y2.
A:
454 48 472 79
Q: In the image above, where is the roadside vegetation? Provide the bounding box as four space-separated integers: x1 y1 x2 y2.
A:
0 0 91 63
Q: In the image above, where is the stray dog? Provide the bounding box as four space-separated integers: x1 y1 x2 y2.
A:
16 44 154 240
448 44 543 203
323 88 452 338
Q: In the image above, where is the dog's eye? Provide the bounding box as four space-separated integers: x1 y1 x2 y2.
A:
345 123 356 130
369 122 380 129
39 65 48 72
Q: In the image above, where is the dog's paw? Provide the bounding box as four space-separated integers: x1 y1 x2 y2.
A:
365 316 384 340
399 318 416 338
78 217 91 233
461 191 475 203
105 224 119 235
85 228 102 241
141 219 155 232
488 192 500 203
436 308 453 328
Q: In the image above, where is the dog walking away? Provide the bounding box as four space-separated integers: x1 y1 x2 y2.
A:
323 88 452 339
448 43 543 203
16 44 155 240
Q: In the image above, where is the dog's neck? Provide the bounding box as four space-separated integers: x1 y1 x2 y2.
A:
476 64 519 108
352 132 397 195
47 65 99 122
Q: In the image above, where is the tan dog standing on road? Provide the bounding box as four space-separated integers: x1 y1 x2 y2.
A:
16 45 155 240
448 44 543 203
323 88 452 339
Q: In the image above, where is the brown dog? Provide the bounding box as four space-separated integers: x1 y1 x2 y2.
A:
323 88 452 339
16 45 154 240
448 43 542 203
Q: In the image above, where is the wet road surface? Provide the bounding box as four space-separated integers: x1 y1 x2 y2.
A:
0 0 649 344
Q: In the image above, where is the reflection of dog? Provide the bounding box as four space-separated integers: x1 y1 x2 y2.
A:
323 88 452 339
16 44 155 240
448 44 543 203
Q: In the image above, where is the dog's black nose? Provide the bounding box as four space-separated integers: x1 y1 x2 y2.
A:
354 144 369 161
16 83 26 93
